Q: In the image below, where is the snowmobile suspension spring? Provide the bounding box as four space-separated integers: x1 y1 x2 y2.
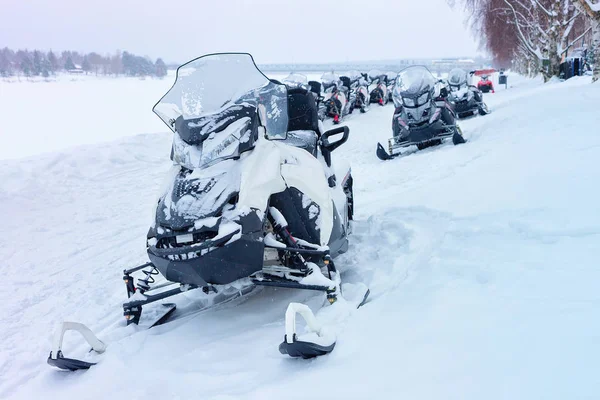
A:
137 266 159 293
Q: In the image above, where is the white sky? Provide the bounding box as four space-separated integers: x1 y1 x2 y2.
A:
2 0 479 63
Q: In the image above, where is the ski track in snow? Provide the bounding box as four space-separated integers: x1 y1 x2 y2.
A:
1 74 600 399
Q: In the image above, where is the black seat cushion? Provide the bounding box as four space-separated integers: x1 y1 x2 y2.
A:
287 87 320 133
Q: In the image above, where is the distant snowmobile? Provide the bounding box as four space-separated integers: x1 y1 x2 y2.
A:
48 53 369 371
447 68 490 119
343 70 369 113
376 65 466 161
477 75 494 93
367 69 389 106
321 72 351 124
385 71 397 103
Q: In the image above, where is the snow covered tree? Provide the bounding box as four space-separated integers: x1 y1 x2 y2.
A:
110 51 123 76
574 0 600 81
451 0 592 80
33 50 43 76
18 51 33 77
82 56 91 74
64 56 75 71
155 58 167 77
0 47 14 77
47 50 58 74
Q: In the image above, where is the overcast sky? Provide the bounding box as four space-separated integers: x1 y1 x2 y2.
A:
2 0 479 64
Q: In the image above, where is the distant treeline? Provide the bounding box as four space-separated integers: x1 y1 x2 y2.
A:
0 48 169 78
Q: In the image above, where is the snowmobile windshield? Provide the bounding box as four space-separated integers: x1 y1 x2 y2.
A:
448 68 468 91
283 73 308 88
368 69 383 80
321 72 341 93
346 70 362 81
321 72 340 85
393 66 436 108
153 53 289 170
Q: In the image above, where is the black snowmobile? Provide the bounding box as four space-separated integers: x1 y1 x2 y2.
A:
376 66 466 161
321 72 351 124
343 71 369 113
48 53 368 371
307 80 325 120
367 69 389 106
447 68 490 119
385 71 397 103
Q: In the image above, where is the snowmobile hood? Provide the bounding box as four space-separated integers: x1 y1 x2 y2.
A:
156 161 241 230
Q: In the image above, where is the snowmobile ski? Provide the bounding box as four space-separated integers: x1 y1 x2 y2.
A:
279 284 370 359
47 322 107 371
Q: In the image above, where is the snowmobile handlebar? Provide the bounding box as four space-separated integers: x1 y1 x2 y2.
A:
321 126 349 153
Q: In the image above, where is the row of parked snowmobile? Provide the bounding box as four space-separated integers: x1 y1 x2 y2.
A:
376 67 492 160
282 69 398 125
47 54 492 372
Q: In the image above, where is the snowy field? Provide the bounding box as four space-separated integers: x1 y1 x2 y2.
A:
1 73 599 399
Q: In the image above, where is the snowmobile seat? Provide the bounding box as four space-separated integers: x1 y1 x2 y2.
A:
339 76 351 90
283 87 320 156
308 81 322 96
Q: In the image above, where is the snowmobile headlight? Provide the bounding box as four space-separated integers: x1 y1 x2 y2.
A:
417 92 429 106
467 90 474 101
403 97 415 107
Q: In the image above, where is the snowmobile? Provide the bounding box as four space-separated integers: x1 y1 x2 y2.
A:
376 65 466 161
307 80 325 119
344 70 369 113
367 69 389 106
48 53 368 371
321 72 350 124
447 68 490 119
477 74 494 93
385 71 397 103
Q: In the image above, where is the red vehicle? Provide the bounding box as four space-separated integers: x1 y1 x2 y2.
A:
473 69 496 93
477 75 495 93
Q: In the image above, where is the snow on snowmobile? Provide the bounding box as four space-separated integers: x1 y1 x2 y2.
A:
447 68 490 119
376 65 466 161
367 69 389 106
48 53 369 371
344 70 369 113
321 72 350 124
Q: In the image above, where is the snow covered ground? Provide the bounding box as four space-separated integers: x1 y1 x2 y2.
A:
1 73 599 400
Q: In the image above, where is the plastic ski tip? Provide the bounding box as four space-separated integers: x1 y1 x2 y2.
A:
48 321 106 372
279 336 336 359
47 351 96 371
376 143 393 160
280 303 337 359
